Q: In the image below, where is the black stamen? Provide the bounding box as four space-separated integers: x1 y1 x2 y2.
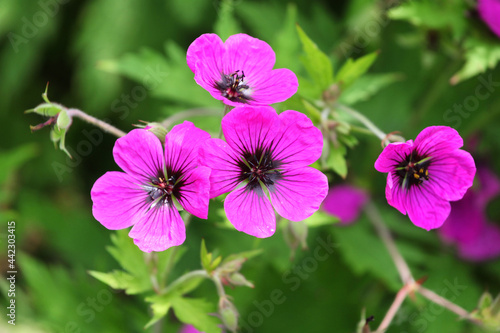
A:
214 70 253 103
395 152 431 190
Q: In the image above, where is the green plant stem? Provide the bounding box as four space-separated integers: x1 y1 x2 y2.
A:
334 103 387 141
375 284 411 333
163 269 208 294
66 108 126 138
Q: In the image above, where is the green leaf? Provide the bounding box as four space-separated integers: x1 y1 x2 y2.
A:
222 249 263 265
88 270 148 295
272 3 301 72
304 210 339 228
50 126 71 158
214 0 242 41
93 230 152 293
145 294 173 329
335 52 378 90
388 0 467 40
172 297 222 333
0 144 37 186
328 144 348 178
338 73 401 105
296 25 334 93
450 36 500 85
301 99 322 124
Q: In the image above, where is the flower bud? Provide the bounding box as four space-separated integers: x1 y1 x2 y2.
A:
135 121 168 142
219 297 238 333
226 272 254 288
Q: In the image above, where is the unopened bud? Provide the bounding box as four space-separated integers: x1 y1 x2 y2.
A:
135 121 168 142
219 297 238 333
26 102 64 117
227 272 254 288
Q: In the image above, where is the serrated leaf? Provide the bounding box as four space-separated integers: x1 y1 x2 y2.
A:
328 144 348 178
338 73 401 105
88 270 149 295
451 37 500 84
172 297 222 333
145 294 173 329
296 25 334 93
335 52 378 90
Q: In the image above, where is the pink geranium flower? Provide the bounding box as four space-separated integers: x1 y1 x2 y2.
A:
374 126 476 230
91 124 211 252
186 33 298 106
478 0 500 38
439 167 500 261
199 105 328 238
322 185 368 225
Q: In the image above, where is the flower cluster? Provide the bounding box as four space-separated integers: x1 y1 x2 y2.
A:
91 34 326 252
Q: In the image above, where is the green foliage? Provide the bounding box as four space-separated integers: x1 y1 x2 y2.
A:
201 239 223 274
296 25 334 98
91 229 152 294
335 52 378 90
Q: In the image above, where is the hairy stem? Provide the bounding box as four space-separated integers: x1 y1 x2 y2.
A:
66 108 126 138
162 269 208 294
334 103 387 141
375 284 411 333
417 286 475 322
365 202 414 284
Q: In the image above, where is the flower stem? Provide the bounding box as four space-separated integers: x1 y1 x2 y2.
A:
66 108 126 138
365 202 414 284
417 286 476 322
162 269 208 294
375 284 411 333
334 103 387 141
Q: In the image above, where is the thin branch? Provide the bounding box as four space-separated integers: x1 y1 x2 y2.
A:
417 286 477 322
334 103 387 141
66 108 126 138
365 202 414 284
375 284 411 333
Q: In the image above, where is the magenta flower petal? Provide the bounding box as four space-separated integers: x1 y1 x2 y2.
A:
129 205 186 252
113 129 164 183
272 110 323 166
270 167 328 221
322 184 368 224
225 186 276 238
91 126 211 252
186 33 298 106
439 166 500 262
176 166 211 219
199 105 328 238
478 0 500 38
91 171 146 230
165 121 211 175
222 105 279 153
374 141 413 173
198 138 241 198
179 325 203 333
374 126 476 230
403 185 451 230
458 223 500 261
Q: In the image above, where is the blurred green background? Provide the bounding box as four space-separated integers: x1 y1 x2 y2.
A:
1 0 499 332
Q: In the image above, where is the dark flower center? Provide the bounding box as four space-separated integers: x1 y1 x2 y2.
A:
395 152 431 190
146 171 183 207
214 70 252 103
237 147 282 191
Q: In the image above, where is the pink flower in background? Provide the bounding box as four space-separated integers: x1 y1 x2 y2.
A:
322 185 368 225
440 167 500 261
186 33 298 106
199 106 328 238
374 126 476 230
91 125 211 252
478 0 500 38
179 325 203 333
